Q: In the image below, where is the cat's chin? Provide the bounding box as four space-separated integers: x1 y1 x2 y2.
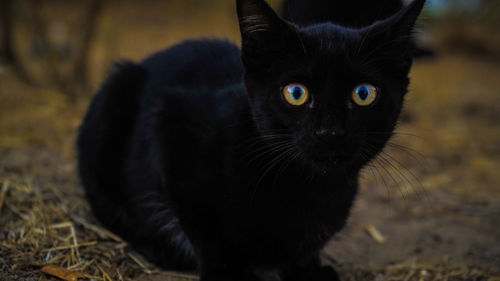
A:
302 154 342 174
311 162 337 175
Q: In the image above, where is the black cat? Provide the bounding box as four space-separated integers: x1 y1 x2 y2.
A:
77 0 426 280
282 0 434 58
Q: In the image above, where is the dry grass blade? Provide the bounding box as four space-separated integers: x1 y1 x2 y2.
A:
42 241 98 252
96 262 113 281
116 268 124 281
128 252 158 275
72 215 123 242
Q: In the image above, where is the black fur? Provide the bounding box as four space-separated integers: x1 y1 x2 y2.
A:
282 0 403 27
77 0 426 280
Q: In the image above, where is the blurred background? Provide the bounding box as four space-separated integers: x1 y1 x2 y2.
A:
0 0 499 280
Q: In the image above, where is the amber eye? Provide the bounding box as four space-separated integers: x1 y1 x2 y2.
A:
352 84 378 106
282 83 309 106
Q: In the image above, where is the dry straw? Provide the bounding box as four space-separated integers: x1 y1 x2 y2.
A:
0 177 198 281
1 175 498 281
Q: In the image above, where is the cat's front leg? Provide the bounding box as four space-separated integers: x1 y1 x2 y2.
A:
283 256 341 281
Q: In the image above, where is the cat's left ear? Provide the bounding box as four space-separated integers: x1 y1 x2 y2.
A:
237 0 301 72
362 0 426 58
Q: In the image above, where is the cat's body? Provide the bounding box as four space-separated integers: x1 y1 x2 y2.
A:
79 39 355 279
78 0 426 280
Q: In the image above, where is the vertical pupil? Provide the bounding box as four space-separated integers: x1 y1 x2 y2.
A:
357 87 369 100
292 87 302 100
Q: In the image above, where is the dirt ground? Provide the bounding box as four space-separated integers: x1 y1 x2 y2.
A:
1 1 499 280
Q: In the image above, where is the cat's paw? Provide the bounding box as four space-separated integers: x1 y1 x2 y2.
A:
200 273 262 281
285 265 341 281
313 266 341 281
200 267 262 281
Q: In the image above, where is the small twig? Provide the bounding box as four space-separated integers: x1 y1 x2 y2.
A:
49 222 73 229
365 224 387 244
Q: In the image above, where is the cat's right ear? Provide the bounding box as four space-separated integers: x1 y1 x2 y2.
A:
237 0 300 72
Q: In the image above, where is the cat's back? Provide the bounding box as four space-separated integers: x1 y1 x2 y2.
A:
141 39 244 93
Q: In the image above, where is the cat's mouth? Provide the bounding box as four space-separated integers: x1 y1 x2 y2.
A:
298 139 360 171
300 146 345 170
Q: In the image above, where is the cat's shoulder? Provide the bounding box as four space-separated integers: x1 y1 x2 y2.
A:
138 39 244 93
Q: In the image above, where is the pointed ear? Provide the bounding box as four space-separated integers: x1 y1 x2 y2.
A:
384 0 426 39
237 0 301 72
360 0 426 58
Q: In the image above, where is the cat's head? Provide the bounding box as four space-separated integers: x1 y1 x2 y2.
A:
237 0 425 172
